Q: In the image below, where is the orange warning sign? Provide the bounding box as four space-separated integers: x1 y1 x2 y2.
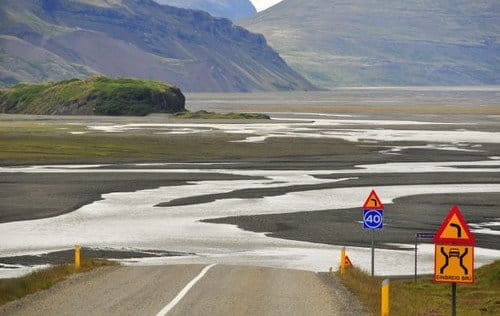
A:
434 244 474 284
433 206 475 245
362 190 384 209
345 255 353 267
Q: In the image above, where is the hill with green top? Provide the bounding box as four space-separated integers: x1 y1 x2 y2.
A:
0 77 185 116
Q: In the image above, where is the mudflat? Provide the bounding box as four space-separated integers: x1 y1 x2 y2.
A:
0 89 499 275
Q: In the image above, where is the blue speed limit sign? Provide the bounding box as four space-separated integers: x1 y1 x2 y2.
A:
363 209 384 229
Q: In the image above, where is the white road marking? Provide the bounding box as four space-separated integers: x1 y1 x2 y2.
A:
155 264 216 316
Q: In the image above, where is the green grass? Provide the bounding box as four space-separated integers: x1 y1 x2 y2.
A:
0 132 368 165
0 83 52 113
0 118 370 165
0 76 185 116
0 258 117 306
338 260 500 315
172 110 270 120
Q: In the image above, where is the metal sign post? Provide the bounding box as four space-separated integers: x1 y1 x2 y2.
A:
362 190 384 277
414 235 417 282
433 205 475 316
371 229 375 276
414 233 436 282
452 283 457 316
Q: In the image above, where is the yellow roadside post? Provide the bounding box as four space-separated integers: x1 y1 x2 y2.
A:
381 279 390 316
75 245 81 270
340 247 346 275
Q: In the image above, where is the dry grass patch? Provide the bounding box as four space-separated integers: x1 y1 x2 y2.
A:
338 260 500 315
0 131 370 165
0 258 117 306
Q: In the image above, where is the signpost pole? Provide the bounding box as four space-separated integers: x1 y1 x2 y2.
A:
362 190 384 278
433 206 475 316
414 236 418 282
371 229 375 276
451 282 457 316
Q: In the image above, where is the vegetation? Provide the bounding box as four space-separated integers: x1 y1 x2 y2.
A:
0 119 368 165
172 110 270 120
338 260 500 315
0 133 366 165
0 76 185 116
0 258 117 306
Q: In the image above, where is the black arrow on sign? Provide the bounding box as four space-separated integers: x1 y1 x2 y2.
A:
450 223 462 237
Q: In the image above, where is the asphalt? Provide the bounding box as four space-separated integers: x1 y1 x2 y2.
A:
0 265 366 316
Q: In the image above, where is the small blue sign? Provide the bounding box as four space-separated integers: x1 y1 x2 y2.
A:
416 233 435 239
363 209 384 229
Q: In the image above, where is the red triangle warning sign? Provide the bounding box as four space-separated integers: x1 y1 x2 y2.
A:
362 190 384 209
345 255 353 267
434 205 475 245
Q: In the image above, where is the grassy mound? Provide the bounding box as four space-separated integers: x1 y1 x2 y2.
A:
172 110 270 120
338 260 500 315
0 77 185 116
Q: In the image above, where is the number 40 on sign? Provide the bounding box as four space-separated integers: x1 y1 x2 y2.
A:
364 210 384 229
363 190 384 230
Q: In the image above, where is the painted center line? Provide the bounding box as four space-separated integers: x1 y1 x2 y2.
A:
155 264 216 316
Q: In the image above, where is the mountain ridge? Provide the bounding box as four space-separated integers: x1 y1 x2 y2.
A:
0 0 314 92
241 0 500 88
155 0 256 20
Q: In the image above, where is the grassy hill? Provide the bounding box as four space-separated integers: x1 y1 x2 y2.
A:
241 0 500 88
0 0 313 92
0 76 185 116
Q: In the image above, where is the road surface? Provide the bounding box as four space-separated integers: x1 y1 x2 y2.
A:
0 264 366 316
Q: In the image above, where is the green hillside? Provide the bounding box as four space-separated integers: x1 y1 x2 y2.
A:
0 76 185 116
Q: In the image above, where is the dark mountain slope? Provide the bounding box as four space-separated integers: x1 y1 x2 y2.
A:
0 0 313 92
241 0 500 88
155 0 256 20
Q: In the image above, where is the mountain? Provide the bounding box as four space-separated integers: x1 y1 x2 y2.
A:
155 0 256 20
0 77 185 116
241 0 500 88
0 0 313 92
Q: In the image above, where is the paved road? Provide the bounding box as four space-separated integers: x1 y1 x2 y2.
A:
0 265 365 316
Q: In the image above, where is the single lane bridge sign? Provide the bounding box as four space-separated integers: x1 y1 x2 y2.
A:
433 205 475 284
434 244 474 284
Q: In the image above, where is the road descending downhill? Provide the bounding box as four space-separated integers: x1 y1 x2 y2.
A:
0 265 366 316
